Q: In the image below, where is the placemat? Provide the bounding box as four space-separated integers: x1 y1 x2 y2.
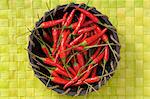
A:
0 0 150 98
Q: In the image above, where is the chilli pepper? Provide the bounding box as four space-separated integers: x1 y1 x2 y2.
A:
74 46 84 51
73 76 100 86
102 34 108 42
78 25 96 35
91 46 102 60
72 13 85 34
102 45 109 75
95 24 102 33
103 45 109 66
80 28 107 46
66 65 76 77
59 30 70 63
54 50 60 63
74 70 115 86
69 34 83 46
64 64 95 89
34 68 69 85
42 30 53 43
63 76 79 89
78 64 93 82
55 9 75 51
80 32 88 42
62 12 68 25
85 75 100 83
54 68 73 78
75 7 99 23
51 77 69 85
52 28 60 55
89 38 101 46
27 49 64 71
77 53 85 67
91 51 105 64
91 66 97 77
82 20 93 27
59 30 74 78
73 62 80 73
102 34 118 63
68 20 93 29
49 69 59 77
75 7 114 29
40 19 64 28
64 9 76 27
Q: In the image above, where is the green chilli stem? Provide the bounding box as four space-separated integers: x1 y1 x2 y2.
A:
33 68 52 81
62 61 73 79
98 70 115 79
46 77 51 88
84 43 118 49
29 63 39 69
85 0 90 9
26 48 42 60
83 81 98 94
106 41 119 64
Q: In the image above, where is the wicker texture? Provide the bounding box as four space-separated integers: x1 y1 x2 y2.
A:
0 0 150 98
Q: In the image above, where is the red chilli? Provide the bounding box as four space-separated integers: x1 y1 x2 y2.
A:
77 53 85 67
42 30 53 43
72 13 86 34
40 19 64 28
78 25 96 35
79 64 93 82
59 30 70 63
49 70 59 77
62 12 68 25
91 66 97 77
91 52 105 64
74 76 100 86
68 20 93 30
75 7 99 23
63 76 79 89
64 9 76 27
51 77 69 85
54 68 73 78
69 34 83 46
28 50 65 71
80 28 107 46
104 45 109 65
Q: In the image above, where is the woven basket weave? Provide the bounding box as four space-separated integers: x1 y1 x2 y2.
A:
28 3 120 96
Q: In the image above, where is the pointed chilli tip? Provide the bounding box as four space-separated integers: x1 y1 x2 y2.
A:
103 60 107 67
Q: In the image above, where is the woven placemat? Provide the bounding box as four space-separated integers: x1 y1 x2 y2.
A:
0 0 150 98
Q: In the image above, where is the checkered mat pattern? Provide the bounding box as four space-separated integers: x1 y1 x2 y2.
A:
0 0 150 98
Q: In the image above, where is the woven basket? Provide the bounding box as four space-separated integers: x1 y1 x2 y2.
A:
28 3 120 96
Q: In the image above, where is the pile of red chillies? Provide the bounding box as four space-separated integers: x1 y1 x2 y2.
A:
30 5 112 89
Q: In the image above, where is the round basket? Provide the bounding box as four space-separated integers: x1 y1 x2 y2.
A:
28 3 120 96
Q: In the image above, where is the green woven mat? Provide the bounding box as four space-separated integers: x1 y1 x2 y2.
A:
0 0 150 98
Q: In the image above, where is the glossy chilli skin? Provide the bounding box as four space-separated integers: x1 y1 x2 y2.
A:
40 19 64 28
29 4 117 91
